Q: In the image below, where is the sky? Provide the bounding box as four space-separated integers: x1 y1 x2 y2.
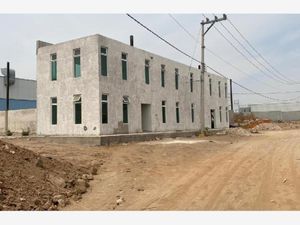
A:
0 14 300 107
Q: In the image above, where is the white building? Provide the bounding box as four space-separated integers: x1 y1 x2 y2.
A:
36 34 229 136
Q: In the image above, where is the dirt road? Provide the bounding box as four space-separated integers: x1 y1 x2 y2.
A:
7 129 300 210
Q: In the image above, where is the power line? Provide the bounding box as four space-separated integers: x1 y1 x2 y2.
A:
227 18 299 83
126 13 201 64
126 13 300 103
215 16 294 84
234 90 300 95
168 13 278 90
205 47 278 90
206 65 300 102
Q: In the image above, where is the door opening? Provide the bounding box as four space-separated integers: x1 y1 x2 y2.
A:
141 104 152 132
210 109 215 129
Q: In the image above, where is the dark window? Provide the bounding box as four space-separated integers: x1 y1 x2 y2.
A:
123 103 128 123
175 69 179 90
161 65 165 87
51 97 57 125
101 47 108 76
51 53 57 81
162 101 166 123
209 78 212 96
218 81 221 98
225 83 228 98
145 60 150 84
73 49 81 77
190 73 193 92
176 102 180 123
74 95 82 124
219 106 222 122
191 103 194 123
101 94 108 124
121 53 127 80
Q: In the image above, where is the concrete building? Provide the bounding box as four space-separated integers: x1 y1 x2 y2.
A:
36 34 229 136
0 76 36 111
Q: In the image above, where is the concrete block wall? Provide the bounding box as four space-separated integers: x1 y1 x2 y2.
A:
0 109 36 134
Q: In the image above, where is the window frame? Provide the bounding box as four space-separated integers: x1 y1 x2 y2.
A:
51 97 57 125
218 81 221 98
121 52 128 80
50 53 57 81
73 48 81 78
161 64 165 88
145 59 150 84
190 73 193 92
162 100 166 123
74 95 82 124
225 83 228 98
100 47 108 76
176 102 180 123
101 94 108 124
175 68 179 90
219 106 222 123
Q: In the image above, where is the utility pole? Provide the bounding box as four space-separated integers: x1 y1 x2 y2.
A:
200 14 227 130
5 62 10 135
230 79 233 111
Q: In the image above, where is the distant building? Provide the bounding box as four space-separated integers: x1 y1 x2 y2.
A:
36 34 229 136
0 76 36 111
239 106 251 114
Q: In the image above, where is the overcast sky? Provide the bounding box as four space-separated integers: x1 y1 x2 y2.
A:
0 14 300 106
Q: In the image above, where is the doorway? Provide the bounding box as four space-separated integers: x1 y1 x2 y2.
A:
141 104 152 132
210 109 215 129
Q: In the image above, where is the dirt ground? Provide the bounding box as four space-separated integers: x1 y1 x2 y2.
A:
4 128 300 210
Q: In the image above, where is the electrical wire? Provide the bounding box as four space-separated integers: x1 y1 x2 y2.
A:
227 17 299 83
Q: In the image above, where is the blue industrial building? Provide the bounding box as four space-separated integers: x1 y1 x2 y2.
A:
0 76 36 111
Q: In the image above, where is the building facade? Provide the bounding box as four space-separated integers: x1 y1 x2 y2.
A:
36 34 229 136
0 76 36 111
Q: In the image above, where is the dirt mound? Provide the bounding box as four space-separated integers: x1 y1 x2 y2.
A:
251 123 282 132
226 128 252 137
0 140 96 211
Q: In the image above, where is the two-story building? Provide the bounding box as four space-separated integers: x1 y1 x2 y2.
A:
36 34 229 136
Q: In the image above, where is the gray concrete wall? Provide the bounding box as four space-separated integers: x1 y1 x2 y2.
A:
0 109 36 134
253 111 300 121
37 34 229 136
204 72 229 129
0 76 36 100
37 35 100 136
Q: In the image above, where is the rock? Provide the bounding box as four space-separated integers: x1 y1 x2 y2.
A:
75 179 87 194
4 145 9 150
20 197 26 202
82 174 93 180
0 205 3 211
35 157 44 168
116 197 124 205
283 178 287 183
52 194 64 202
90 167 98 175
48 174 66 187
72 194 82 201
57 199 66 207
0 194 5 201
137 188 144 192
9 150 15 154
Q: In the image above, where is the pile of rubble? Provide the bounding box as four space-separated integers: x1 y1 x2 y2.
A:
226 128 252 137
0 140 97 211
251 123 282 132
